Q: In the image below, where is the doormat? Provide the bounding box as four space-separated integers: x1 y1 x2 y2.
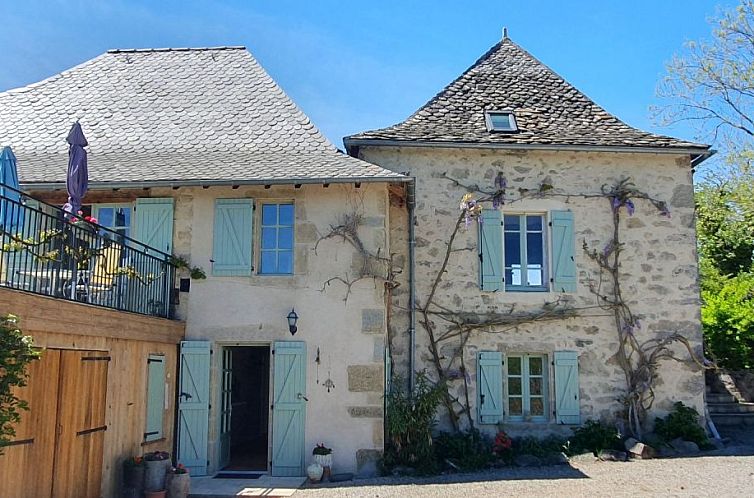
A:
213 472 263 479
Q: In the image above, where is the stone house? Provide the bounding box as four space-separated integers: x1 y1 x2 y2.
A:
345 35 713 435
0 46 407 480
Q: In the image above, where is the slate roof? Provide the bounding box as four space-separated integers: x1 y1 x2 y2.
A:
345 37 709 154
0 46 405 187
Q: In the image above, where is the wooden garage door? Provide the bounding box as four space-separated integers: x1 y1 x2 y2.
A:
52 350 110 498
0 350 60 498
0 349 109 498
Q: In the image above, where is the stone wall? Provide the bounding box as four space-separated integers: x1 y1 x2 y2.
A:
359 145 705 435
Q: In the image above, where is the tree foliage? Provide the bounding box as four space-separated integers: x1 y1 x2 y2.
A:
657 0 754 154
0 314 40 454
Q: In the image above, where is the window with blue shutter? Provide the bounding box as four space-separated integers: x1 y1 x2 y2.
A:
478 209 504 291
213 199 253 276
144 354 165 441
554 351 580 424
477 351 503 424
551 210 577 293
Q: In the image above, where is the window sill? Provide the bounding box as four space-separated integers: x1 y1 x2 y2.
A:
141 437 166 446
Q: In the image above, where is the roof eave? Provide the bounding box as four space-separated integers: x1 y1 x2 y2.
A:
344 137 712 163
20 175 411 191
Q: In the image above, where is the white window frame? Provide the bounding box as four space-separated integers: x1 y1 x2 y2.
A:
257 202 295 276
485 110 518 132
505 353 549 423
502 212 549 291
92 203 133 240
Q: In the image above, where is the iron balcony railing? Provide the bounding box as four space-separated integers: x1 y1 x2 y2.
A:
0 185 176 318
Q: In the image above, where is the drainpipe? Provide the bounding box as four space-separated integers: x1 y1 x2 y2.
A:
407 179 417 393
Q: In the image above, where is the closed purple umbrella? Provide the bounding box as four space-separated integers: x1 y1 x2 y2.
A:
62 122 88 216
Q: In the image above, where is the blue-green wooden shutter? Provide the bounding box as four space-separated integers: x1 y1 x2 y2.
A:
479 209 504 291
134 198 174 255
554 351 580 424
551 210 577 292
144 354 165 442
272 341 307 477
477 351 503 424
213 199 253 276
178 341 211 476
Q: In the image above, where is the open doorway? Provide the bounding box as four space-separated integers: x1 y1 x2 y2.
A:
221 345 270 471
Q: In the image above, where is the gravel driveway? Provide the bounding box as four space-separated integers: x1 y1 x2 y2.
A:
297 430 754 498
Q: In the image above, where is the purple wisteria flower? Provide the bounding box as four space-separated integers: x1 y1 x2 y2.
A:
612 196 621 211
626 199 635 216
494 173 507 190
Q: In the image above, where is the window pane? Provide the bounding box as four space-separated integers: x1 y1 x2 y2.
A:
530 377 543 396
115 207 130 228
278 227 293 250
504 215 520 232
262 204 277 225
278 251 293 274
530 397 544 416
527 266 543 286
278 204 294 226
261 227 277 249
509 397 522 415
98 208 114 227
529 356 543 375
260 251 276 273
508 357 521 375
490 113 514 130
527 233 543 265
509 377 522 396
527 215 543 231
504 232 520 265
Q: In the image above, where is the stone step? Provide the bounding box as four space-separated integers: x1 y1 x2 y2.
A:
708 401 754 414
707 393 738 404
710 412 754 427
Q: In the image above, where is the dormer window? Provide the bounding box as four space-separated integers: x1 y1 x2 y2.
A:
485 111 518 132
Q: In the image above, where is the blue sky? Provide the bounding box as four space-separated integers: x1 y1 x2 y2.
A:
0 0 735 157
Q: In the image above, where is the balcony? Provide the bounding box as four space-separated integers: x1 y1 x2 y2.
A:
0 187 176 318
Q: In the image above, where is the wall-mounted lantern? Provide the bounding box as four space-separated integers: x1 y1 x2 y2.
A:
287 309 299 336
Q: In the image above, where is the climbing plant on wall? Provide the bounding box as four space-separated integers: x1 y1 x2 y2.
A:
318 174 712 438
0 315 40 454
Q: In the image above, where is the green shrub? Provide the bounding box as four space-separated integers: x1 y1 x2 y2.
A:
654 402 710 448
565 420 622 456
701 272 754 369
512 434 568 458
0 315 40 454
434 429 492 471
382 373 445 474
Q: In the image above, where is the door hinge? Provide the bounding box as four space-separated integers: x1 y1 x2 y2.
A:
270 404 274 410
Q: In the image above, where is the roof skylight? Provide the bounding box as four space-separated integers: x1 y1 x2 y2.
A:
485 111 518 132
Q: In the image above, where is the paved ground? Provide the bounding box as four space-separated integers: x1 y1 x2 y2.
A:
297 429 754 498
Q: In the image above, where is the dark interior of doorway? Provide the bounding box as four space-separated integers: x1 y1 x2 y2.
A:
225 346 270 471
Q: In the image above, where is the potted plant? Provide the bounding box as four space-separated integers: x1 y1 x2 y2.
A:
143 451 171 493
122 456 144 498
306 462 324 483
166 464 190 498
313 443 333 468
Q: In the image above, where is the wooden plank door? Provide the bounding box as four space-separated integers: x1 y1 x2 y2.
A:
271 341 306 477
51 350 110 498
219 347 232 469
0 349 60 498
177 341 211 476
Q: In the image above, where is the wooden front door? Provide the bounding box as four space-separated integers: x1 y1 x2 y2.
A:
0 349 109 498
271 341 306 477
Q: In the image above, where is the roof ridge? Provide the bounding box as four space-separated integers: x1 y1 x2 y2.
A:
107 46 246 54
